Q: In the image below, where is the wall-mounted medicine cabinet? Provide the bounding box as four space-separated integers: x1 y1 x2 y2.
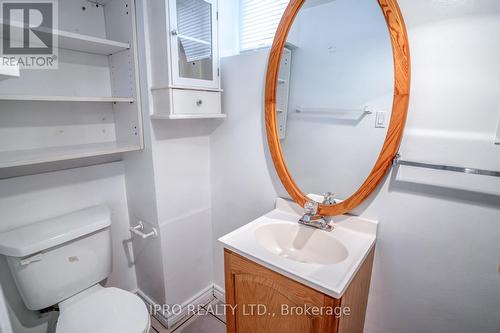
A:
148 0 225 120
0 0 143 171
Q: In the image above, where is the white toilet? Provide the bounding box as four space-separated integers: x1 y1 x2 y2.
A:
0 206 150 333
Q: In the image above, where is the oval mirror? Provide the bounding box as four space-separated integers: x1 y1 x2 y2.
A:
265 0 411 216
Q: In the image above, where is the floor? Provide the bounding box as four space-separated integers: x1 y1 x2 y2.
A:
150 299 226 333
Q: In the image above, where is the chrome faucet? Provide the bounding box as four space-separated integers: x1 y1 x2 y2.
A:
298 201 334 232
322 192 336 205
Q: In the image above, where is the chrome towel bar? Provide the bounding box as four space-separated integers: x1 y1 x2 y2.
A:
295 106 373 115
129 221 158 240
393 154 500 178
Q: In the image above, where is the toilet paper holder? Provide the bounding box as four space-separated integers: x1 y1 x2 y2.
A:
129 221 158 240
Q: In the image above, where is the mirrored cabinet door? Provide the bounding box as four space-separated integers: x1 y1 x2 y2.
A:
169 0 219 89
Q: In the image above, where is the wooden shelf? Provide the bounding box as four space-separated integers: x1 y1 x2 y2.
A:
3 22 130 56
0 95 134 103
151 114 227 120
0 142 141 169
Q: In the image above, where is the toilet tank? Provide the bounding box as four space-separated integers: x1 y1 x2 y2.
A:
0 206 112 310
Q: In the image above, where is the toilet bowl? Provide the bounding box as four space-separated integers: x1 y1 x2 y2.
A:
0 206 150 333
56 285 150 333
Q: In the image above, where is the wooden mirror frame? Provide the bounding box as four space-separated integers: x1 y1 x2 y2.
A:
265 0 411 216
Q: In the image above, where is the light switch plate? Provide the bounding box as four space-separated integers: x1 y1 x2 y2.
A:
495 115 500 145
375 111 386 128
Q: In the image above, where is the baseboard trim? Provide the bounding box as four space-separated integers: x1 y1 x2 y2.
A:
213 284 225 302
136 290 170 328
137 285 215 329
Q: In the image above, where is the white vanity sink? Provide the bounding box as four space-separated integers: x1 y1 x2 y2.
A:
254 223 349 265
219 198 377 298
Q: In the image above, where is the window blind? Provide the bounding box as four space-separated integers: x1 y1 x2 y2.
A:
177 0 212 62
240 0 289 51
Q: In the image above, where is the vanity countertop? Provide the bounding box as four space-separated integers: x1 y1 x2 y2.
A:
219 198 378 299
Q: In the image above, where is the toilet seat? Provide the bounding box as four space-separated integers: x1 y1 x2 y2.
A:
56 286 150 333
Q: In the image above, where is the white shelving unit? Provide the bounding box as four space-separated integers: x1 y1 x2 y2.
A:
50 30 130 55
0 0 143 174
4 21 130 56
0 142 139 169
148 0 224 119
0 60 19 81
0 95 134 103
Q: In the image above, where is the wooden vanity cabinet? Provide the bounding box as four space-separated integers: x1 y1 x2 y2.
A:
224 249 374 333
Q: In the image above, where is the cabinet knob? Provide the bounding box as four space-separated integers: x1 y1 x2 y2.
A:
196 99 203 106
171 29 178 36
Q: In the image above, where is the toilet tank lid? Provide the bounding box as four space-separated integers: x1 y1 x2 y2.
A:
0 205 111 257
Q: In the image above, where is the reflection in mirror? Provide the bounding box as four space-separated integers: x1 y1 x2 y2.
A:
277 0 394 204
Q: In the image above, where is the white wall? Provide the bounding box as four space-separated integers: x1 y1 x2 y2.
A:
212 1 500 332
151 122 215 307
211 49 282 287
396 12 500 196
0 162 137 333
282 0 394 199
123 0 215 316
